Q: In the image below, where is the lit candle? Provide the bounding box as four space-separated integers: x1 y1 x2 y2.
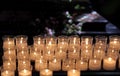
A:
67 69 80 76
103 57 116 70
40 69 53 76
15 35 28 49
4 49 16 59
109 35 120 50
3 41 15 49
33 35 45 50
19 69 32 76
30 47 41 61
35 57 47 71
89 59 101 70
1 70 14 76
3 60 16 71
93 49 105 59
81 49 92 59
55 48 66 60
76 60 88 71
68 48 79 59
57 36 68 49
62 59 75 71
17 49 29 60
2 35 15 49
43 49 54 60
48 58 61 71
81 36 93 46
18 60 31 71
45 36 56 51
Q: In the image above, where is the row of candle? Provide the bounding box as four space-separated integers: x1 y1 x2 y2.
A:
1 35 120 76
2 35 120 49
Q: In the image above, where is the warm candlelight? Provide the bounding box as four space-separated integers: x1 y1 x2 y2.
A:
33 35 45 50
4 49 16 60
62 59 75 71
81 49 92 59
68 48 79 59
2 35 15 49
48 58 61 71
43 48 54 60
103 57 116 70
55 47 66 60
109 35 120 50
19 69 32 76
15 35 28 49
76 59 88 71
57 36 68 49
40 69 53 76
1 69 14 76
17 48 29 60
89 59 101 70
30 46 41 61
18 60 31 71
81 36 93 46
3 60 16 71
93 49 105 59
35 56 47 71
67 69 80 76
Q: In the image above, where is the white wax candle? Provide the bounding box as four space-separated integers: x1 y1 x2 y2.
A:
103 57 116 70
76 60 88 71
67 69 80 76
40 69 53 76
19 69 31 76
89 59 101 70
49 59 61 71
1 70 14 76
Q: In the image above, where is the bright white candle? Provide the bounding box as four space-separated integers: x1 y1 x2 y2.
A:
19 69 31 76
40 69 53 76
48 58 61 71
103 57 116 70
89 59 101 70
67 69 80 76
1 70 14 76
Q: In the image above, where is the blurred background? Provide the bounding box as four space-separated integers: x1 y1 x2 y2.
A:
0 0 120 37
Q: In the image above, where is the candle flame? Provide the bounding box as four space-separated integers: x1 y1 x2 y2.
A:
108 57 112 62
